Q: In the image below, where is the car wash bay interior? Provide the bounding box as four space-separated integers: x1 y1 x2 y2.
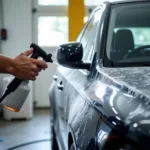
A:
0 0 100 149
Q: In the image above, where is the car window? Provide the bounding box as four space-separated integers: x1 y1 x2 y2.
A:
106 2 150 66
80 9 102 62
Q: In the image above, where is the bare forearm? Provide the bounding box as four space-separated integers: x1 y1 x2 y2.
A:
0 55 14 75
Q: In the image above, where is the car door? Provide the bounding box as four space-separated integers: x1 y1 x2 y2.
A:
55 7 104 150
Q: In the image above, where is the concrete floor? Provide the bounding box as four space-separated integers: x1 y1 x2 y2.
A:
0 109 51 150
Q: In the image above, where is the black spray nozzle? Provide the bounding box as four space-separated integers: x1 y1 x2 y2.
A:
30 43 53 63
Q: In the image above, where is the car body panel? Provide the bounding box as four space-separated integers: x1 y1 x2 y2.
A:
52 66 101 150
50 64 150 149
88 65 150 148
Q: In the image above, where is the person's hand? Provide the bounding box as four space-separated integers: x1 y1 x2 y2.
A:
11 48 48 80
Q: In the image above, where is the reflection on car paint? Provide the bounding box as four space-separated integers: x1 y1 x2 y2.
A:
57 67 100 149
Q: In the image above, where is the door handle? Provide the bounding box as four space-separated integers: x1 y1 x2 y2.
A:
57 81 63 91
53 75 58 81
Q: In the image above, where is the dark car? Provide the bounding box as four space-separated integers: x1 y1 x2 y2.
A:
49 0 150 149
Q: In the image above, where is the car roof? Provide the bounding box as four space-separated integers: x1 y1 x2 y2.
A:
103 0 150 4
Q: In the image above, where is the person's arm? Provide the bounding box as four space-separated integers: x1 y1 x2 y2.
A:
0 55 15 74
0 49 48 80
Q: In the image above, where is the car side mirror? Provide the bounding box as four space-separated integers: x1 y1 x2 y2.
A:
56 42 91 69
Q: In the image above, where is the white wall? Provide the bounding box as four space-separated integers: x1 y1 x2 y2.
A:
1 0 34 105
1 0 57 108
0 0 3 114
2 0 32 57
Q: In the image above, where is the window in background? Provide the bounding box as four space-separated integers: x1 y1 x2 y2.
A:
36 0 98 47
38 16 68 46
84 16 89 23
38 0 68 5
39 0 101 6
34 0 68 107
84 0 102 6
35 0 68 47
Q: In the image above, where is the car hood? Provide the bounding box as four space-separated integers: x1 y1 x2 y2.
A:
93 67 150 146
101 67 150 98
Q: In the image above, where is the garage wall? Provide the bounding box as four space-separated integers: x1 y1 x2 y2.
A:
1 0 34 105
0 0 3 114
2 0 32 57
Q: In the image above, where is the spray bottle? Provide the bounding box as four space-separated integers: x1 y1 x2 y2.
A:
0 43 53 112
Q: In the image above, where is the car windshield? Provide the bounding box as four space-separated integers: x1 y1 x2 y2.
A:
106 2 150 66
